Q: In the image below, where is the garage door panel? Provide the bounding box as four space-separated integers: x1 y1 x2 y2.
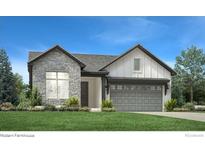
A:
110 84 162 112
127 105 136 111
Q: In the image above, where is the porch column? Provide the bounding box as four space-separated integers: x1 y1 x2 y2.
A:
101 77 106 101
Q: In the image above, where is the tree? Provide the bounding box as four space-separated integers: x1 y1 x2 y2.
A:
30 87 42 106
14 73 29 104
14 73 25 95
0 49 18 104
175 46 205 103
193 80 205 105
171 74 185 107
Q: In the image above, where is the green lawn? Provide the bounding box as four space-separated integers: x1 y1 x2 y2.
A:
0 112 205 131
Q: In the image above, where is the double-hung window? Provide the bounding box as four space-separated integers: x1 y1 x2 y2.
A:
46 72 69 99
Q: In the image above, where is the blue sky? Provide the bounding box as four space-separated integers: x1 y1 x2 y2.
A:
1 16 205 83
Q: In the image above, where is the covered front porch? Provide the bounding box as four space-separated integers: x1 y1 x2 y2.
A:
81 76 103 109
80 71 108 109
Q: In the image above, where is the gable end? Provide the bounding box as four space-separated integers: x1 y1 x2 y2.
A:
28 45 86 68
99 44 176 76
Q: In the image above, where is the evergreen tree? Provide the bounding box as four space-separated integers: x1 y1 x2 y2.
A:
171 74 185 107
14 73 28 104
0 49 18 104
14 73 25 95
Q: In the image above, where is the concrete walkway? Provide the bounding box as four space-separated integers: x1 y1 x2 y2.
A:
137 112 205 122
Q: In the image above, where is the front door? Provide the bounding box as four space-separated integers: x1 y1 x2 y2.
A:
81 82 88 107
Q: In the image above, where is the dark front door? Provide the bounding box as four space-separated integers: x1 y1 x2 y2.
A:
81 82 88 107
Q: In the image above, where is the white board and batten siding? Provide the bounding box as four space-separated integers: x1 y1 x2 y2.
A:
106 47 172 110
106 48 171 79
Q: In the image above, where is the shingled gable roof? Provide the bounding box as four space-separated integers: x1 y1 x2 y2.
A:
28 44 176 75
99 44 177 76
28 50 117 72
73 54 117 72
28 45 86 68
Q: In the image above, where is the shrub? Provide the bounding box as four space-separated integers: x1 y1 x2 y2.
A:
30 87 42 107
182 103 195 111
164 99 176 111
45 104 56 111
27 106 33 111
56 105 80 111
55 105 66 111
16 92 30 111
195 107 205 111
173 107 189 112
27 107 44 112
67 106 79 111
64 99 69 106
64 96 79 107
17 103 29 111
194 105 205 111
33 106 45 111
198 101 205 105
102 107 116 112
0 102 16 111
79 107 90 112
102 99 113 108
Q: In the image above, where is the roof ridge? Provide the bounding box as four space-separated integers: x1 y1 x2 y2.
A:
29 51 118 56
29 51 118 57
29 51 43 53
73 53 118 57
28 45 86 68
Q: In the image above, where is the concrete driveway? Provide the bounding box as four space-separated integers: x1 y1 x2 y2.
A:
138 112 205 122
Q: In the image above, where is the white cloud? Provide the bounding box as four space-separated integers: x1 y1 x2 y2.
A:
93 17 168 44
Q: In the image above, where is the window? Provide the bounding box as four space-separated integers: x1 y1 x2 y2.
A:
110 85 116 90
157 86 162 91
150 86 155 91
134 58 141 71
130 85 135 90
46 72 69 99
117 85 123 90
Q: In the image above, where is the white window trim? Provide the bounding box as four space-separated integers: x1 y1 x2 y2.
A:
46 72 69 99
133 58 142 73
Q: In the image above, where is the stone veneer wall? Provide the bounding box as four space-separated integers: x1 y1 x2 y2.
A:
31 48 81 105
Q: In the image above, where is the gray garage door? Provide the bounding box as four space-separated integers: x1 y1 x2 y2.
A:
110 84 162 112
